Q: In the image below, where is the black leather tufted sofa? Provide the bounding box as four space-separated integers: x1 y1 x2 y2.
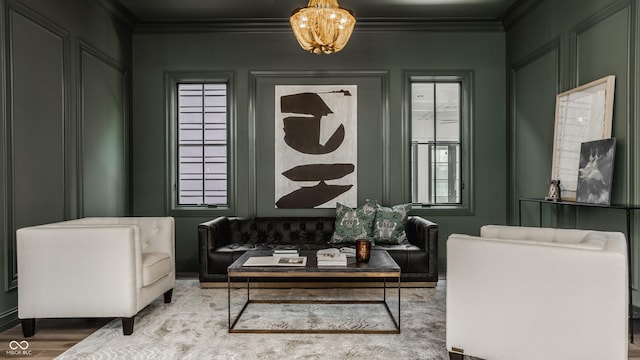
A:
198 216 438 284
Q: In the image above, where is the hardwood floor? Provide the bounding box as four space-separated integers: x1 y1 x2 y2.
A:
0 318 110 359
0 318 639 359
630 335 640 360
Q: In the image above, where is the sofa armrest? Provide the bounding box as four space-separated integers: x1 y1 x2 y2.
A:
198 216 232 252
405 216 438 251
17 225 142 318
446 233 627 360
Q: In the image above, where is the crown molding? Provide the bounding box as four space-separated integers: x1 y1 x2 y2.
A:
88 0 138 29
500 0 545 30
134 17 505 34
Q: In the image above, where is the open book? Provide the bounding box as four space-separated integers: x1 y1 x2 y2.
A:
243 256 307 267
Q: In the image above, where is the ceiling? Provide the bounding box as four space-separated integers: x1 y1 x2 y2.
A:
115 0 522 23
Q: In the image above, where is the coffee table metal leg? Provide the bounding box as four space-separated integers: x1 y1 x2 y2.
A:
381 277 401 333
397 275 401 330
228 276 252 332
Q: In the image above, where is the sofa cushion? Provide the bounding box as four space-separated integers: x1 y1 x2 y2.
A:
372 203 411 245
142 252 171 287
329 200 378 245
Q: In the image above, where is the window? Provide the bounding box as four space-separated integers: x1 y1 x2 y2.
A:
177 83 228 206
406 71 471 210
167 71 234 212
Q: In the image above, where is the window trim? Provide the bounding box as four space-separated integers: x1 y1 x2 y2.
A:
165 71 236 216
403 70 474 216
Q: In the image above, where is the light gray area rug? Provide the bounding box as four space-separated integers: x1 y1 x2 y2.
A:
57 279 448 359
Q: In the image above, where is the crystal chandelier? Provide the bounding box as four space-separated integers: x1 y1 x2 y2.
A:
289 0 356 55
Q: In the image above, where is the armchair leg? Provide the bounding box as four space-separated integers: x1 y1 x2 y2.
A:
122 317 134 335
449 352 464 360
164 288 173 303
21 319 35 337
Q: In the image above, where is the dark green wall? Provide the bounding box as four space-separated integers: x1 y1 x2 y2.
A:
0 0 131 329
507 0 640 299
3 0 633 335
131 28 507 273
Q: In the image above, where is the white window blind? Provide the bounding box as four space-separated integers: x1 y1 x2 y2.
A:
177 83 228 206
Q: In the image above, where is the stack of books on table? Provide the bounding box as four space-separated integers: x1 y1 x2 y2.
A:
316 248 348 266
272 245 299 258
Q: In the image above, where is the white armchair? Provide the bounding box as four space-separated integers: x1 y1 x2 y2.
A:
446 225 627 360
17 217 175 336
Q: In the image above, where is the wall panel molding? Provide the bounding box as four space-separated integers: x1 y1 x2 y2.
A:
570 0 631 87
570 0 636 289
508 37 561 225
1 0 9 295
571 3 632 205
77 40 130 217
633 0 639 294
5 0 69 290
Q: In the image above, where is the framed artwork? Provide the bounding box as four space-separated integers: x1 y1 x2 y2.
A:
576 138 616 205
249 70 388 216
550 75 615 201
275 85 357 208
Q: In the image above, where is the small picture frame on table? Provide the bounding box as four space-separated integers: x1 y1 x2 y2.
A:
545 180 562 202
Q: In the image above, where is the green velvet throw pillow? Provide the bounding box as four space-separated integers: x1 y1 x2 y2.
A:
329 200 378 245
372 203 411 244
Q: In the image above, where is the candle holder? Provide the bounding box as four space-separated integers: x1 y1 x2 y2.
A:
356 239 371 263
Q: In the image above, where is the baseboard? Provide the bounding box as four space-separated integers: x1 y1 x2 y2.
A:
175 258 198 274
632 305 640 321
0 307 19 333
200 281 437 289
176 272 198 279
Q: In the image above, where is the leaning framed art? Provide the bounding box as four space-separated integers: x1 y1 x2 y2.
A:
550 75 615 201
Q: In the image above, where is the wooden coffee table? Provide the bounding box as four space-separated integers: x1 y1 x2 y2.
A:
227 249 401 334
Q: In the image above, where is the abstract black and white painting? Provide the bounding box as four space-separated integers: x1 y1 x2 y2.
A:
275 85 357 208
576 138 616 205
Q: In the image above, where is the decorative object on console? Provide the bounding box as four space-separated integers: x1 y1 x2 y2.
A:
329 200 377 244
544 179 562 201
275 85 357 208
551 75 615 201
355 239 371 263
576 138 616 205
372 203 411 244
289 0 356 55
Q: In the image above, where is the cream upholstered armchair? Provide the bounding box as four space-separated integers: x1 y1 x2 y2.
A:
17 217 175 336
446 225 627 360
